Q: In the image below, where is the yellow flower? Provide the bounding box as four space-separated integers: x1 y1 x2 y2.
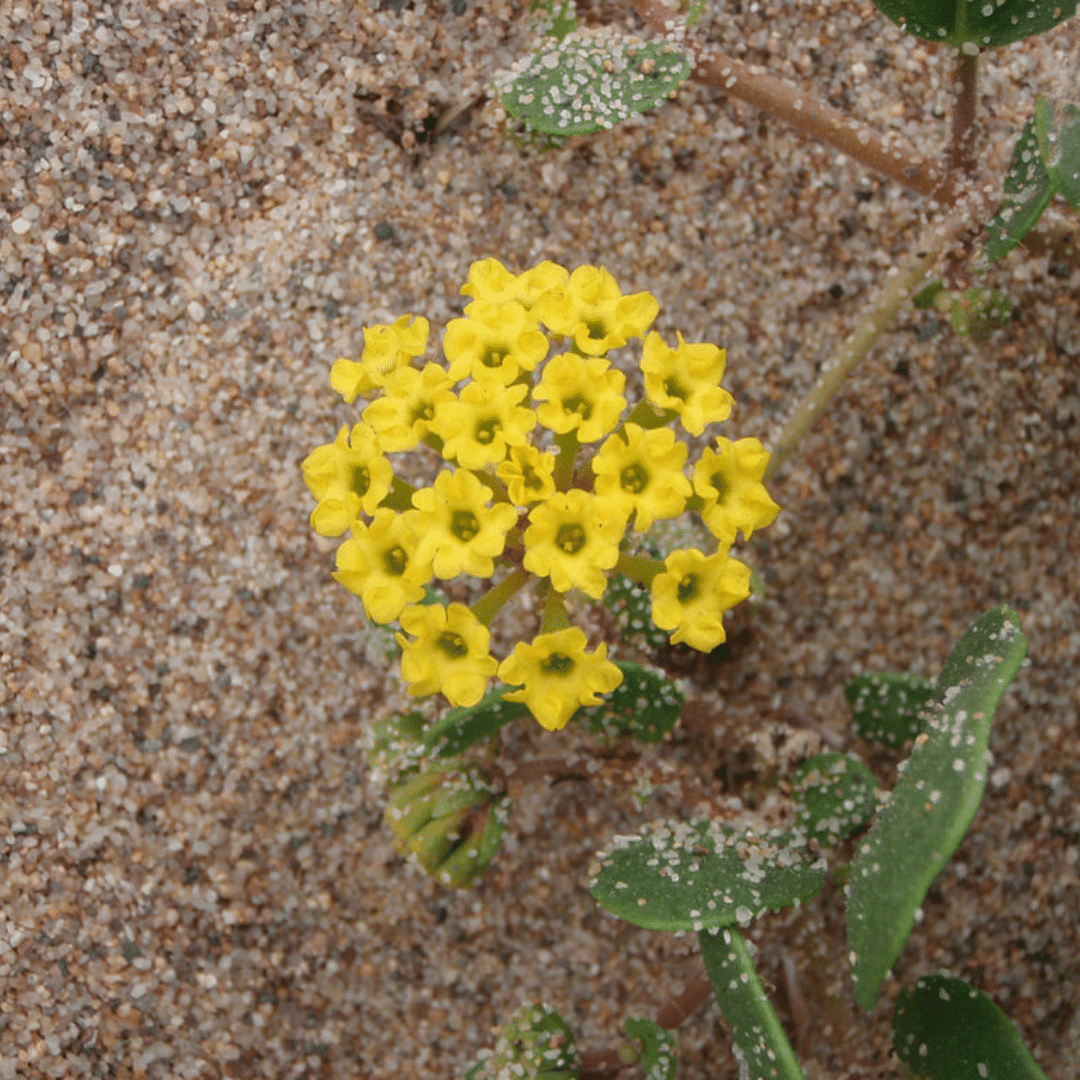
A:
650 548 752 651
498 627 623 731
591 423 692 531
362 362 456 451
523 490 625 599
497 445 556 506
396 603 498 707
333 509 432 624
302 423 394 536
407 469 519 580
640 331 733 436
693 437 780 544
532 353 626 443
533 264 658 355
460 257 569 309
434 382 536 470
330 315 429 402
443 299 549 386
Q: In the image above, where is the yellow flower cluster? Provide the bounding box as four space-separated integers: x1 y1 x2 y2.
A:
303 260 779 731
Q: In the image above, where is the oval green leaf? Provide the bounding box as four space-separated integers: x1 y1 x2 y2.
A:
1036 94 1080 211
792 753 878 845
870 0 1076 48
577 661 683 743
845 671 936 748
893 974 1047 1080
847 607 1028 1011
423 689 529 759
591 818 825 932
624 1018 677 1080
499 32 691 137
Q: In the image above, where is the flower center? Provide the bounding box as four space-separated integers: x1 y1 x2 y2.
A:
677 573 700 603
481 346 509 368
619 462 650 494
474 417 502 445
710 471 729 501
436 631 469 658
585 319 607 341
540 652 575 674
383 544 408 577
451 510 481 542
410 401 435 425
555 523 586 554
663 376 689 402
562 394 592 421
522 465 544 491
350 465 371 497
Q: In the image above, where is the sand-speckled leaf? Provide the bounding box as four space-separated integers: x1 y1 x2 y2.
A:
604 573 670 651
624 1018 677 1080
985 116 1057 261
423 689 529 759
530 0 578 41
792 753 877 845
577 661 683 743
893 975 1047 1080
700 926 806 1080
845 672 936 748
847 607 1027 1011
869 0 1076 47
590 818 825 932
500 31 691 137
1036 95 1080 211
468 1003 578 1080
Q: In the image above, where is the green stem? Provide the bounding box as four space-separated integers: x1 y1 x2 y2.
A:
422 431 446 456
699 927 806 1080
471 568 530 626
539 588 571 633
615 553 665 586
379 476 417 512
552 431 580 491
625 399 677 431
471 468 511 503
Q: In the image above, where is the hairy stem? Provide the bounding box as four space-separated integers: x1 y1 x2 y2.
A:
471 567 530 626
630 0 944 199
949 53 978 176
553 430 580 491
615 553 665 585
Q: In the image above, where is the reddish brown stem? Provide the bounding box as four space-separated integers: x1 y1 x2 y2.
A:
630 0 945 199
950 53 978 176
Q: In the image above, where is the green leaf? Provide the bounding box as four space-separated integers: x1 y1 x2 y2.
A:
366 711 426 777
845 671 936 749
603 572 670 651
791 753 878 845
948 287 1012 340
499 32 691 138
683 0 709 27
985 115 1057 261
912 280 946 310
893 974 1047 1080
590 818 825 932
423 689 530 759
530 0 578 41
624 1018 677 1080
468 1003 578 1080
869 0 1076 48
577 661 683 743
1036 94 1080 210
699 926 806 1080
846 607 1028 1011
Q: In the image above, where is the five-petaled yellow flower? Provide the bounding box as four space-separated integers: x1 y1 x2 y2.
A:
362 363 456 451
650 548 752 651
434 381 536 469
443 299 549 386
408 469 518 580
333 509 432 624
331 315 429 403
534 265 658 355
533 353 626 443
693 437 780 544
397 603 498 707
641 331 734 436
498 628 623 731
302 423 394 536
592 423 692 532
497 445 556 506
523 490 625 599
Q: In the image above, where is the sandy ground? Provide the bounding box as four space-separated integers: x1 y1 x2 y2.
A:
1 0 1078 1077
